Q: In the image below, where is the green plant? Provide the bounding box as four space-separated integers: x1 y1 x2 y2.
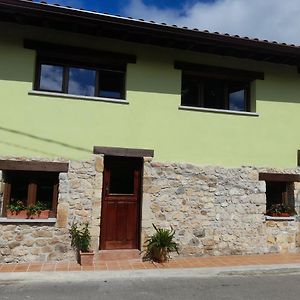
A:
26 201 48 217
69 222 91 253
144 224 179 262
7 200 25 213
266 203 297 216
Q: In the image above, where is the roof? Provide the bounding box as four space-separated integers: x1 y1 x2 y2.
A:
1 0 300 67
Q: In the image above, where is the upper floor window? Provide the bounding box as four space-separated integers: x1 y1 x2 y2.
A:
175 61 264 113
37 61 125 100
24 40 137 101
182 75 250 111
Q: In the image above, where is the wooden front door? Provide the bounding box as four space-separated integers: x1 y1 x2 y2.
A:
100 156 142 250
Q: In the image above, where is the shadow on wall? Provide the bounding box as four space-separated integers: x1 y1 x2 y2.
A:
0 125 91 157
126 55 181 95
0 37 34 83
257 71 300 104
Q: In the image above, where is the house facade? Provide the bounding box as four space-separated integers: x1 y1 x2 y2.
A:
0 0 300 263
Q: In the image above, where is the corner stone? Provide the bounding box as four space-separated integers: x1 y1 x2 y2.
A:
56 203 69 228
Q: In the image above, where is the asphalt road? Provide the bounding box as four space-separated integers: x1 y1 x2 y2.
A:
0 271 300 300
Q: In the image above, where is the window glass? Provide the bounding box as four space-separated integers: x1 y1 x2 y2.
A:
68 67 96 96
266 181 287 210
229 84 246 111
3 171 59 217
40 64 64 92
10 178 28 207
265 181 296 216
203 80 224 109
99 70 124 99
181 73 250 112
36 182 54 210
109 164 134 194
181 76 200 107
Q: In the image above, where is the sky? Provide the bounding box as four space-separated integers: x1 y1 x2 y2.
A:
43 0 300 44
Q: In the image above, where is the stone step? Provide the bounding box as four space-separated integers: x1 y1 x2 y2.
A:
95 249 141 261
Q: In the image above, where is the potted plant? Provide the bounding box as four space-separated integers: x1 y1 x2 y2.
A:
6 200 27 219
144 224 179 263
69 222 94 266
7 201 50 219
266 203 297 217
26 201 50 219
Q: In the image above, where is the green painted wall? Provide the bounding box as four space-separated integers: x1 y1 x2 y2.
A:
1 23 300 168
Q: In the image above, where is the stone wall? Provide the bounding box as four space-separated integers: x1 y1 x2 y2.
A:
141 161 300 257
0 155 300 263
0 156 103 263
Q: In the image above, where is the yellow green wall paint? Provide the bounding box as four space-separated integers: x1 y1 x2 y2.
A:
1 23 300 168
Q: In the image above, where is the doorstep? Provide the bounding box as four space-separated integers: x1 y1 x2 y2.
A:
95 249 141 261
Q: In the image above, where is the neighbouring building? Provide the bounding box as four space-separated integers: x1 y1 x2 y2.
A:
0 0 300 263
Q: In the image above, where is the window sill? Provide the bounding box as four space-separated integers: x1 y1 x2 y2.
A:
178 105 259 117
0 218 57 223
265 216 296 221
29 90 129 105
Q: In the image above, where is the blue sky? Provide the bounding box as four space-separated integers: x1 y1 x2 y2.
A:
43 0 300 44
45 1 214 14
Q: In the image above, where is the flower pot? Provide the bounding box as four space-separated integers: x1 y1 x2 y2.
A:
6 209 28 219
28 210 50 219
269 212 290 217
79 251 94 266
152 247 168 263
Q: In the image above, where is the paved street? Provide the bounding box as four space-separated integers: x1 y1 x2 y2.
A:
0 270 300 300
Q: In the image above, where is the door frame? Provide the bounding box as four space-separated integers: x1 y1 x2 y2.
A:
99 155 143 250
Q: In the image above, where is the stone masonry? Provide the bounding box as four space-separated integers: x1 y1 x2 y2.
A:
0 156 103 263
142 161 300 257
0 155 299 263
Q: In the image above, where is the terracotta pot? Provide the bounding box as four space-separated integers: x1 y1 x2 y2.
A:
6 209 28 219
152 247 168 263
28 210 50 219
80 251 94 266
278 212 290 217
270 212 290 217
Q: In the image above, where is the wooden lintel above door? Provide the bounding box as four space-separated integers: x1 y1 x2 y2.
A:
93 146 154 158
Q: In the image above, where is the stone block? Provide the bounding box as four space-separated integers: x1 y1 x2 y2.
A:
55 244 68 253
267 235 275 244
23 239 35 247
35 239 50 247
40 246 52 253
32 230 53 238
189 237 200 246
193 229 205 238
8 242 20 249
95 157 104 173
56 203 69 228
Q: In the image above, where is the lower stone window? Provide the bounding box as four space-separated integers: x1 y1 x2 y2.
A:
2 171 59 218
259 173 298 217
0 160 69 219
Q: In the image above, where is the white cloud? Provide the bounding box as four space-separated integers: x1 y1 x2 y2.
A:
124 0 300 44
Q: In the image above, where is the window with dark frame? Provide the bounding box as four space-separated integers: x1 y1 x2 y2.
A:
181 73 250 112
265 181 294 211
36 59 126 100
174 61 264 113
2 171 59 218
259 173 298 216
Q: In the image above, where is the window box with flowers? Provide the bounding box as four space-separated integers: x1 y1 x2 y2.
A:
7 200 50 219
